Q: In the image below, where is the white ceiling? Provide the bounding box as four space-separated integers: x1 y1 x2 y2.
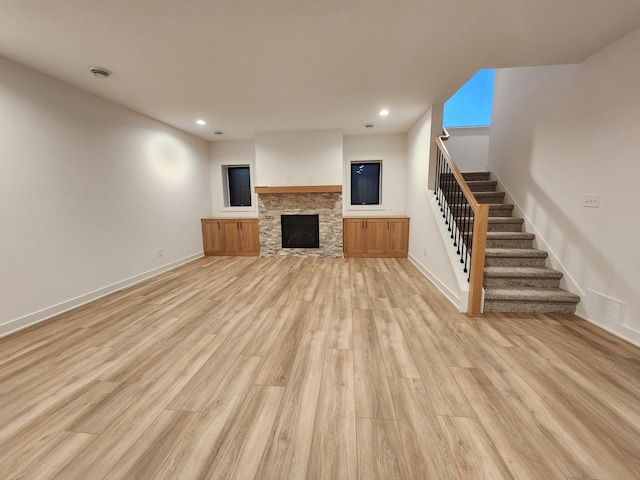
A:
1 0 640 141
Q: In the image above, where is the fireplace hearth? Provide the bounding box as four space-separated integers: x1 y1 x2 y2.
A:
281 214 320 248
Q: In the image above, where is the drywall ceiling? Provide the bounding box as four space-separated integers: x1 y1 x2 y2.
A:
1 0 639 140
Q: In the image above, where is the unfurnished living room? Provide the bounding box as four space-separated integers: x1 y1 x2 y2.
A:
1 1 640 479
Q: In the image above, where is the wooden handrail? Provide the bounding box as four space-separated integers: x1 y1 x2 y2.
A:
436 129 488 316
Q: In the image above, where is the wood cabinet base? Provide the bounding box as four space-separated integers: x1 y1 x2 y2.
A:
343 217 409 258
202 218 260 257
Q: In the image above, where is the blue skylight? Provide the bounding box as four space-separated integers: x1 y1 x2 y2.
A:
444 69 494 127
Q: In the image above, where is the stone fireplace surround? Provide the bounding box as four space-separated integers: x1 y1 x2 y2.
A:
256 188 342 258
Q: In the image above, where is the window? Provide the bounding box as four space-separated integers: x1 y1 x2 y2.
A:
444 68 494 127
225 165 252 207
350 161 381 205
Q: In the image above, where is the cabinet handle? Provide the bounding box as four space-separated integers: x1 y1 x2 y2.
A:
239 222 243 230
217 221 220 230
365 221 368 229
387 221 390 229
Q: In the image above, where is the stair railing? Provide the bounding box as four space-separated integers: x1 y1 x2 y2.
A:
434 129 489 316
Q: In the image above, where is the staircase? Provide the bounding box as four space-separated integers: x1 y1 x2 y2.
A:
461 171 580 314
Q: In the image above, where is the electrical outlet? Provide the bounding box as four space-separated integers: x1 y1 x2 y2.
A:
424 248 427 256
284 175 290 183
583 194 601 208
158 248 163 258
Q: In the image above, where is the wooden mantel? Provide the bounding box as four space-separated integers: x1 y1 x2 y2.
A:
254 185 342 194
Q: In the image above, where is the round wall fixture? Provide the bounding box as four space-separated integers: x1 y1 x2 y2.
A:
88 67 111 79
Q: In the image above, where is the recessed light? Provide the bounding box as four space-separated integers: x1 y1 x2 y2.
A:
196 119 206 125
365 124 374 128
214 131 223 135
379 109 389 116
88 66 111 79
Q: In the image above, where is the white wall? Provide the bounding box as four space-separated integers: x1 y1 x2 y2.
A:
209 140 257 218
343 133 406 216
405 106 465 308
255 130 343 186
445 127 490 172
488 26 640 345
0 56 211 336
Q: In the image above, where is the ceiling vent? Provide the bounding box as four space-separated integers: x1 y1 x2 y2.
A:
89 67 111 79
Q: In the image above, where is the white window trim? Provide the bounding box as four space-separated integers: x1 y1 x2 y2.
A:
222 163 257 212
345 157 384 211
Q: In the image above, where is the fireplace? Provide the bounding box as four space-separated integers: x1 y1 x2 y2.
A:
257 190 342 258
281 214 320 248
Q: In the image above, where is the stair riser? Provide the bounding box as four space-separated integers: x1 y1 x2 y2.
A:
468 185 497 192
462 173 490 182
486 238 534 249
449 206 514 217
487 223 523 233
484 301 577 314
475 194 505 204
488 208 514 217
484 277 561 289
454 220 523 232
484 257 547 267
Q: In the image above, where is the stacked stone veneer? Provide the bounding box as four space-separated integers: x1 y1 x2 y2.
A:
257 192 343 257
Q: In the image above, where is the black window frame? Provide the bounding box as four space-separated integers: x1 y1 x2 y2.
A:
350 161 381 206
226 165 252 207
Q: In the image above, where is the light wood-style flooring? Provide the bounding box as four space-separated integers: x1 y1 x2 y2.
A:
1 257 640 479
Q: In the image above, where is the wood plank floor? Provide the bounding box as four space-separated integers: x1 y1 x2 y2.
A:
1 256 640 479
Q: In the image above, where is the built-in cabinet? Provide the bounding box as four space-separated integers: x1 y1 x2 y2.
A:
343 217 409 258
201 218 260 256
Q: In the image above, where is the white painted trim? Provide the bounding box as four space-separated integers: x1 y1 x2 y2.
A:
408 253 461 308
575 312 640 349
428 191 473 312
490 171 587 301
344 156 383 209
0 252 204 338
457 173 640 347
446 126 491 136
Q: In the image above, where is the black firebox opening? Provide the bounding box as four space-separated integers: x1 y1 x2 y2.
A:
281 214 320 249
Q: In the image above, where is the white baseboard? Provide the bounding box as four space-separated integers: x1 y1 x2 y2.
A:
0 252 204 339
490 171 586 300
575 312 640 349
408 253 464 312
489 172 640 347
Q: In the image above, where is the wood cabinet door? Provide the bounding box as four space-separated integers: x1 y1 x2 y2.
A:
221 220 242 253
201 219 223 255
343 219 365 254
386 218 409 255
237 219 260 255
363 218 386 254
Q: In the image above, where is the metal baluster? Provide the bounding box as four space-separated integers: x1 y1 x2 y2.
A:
460 197 469 273
454 182 462 250
443 163 449 222
451 179 458 240
435 149 441 203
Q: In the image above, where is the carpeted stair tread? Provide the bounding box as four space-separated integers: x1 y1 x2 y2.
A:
484 267 562 279
486 232 535 240
488 204 514 216
451 204 514 218
474 191 505 203
466 180 498 192
488 217 524 224
484 287 580 303
485 248 548 258
462 171 490 181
